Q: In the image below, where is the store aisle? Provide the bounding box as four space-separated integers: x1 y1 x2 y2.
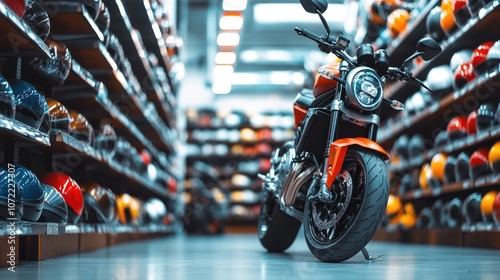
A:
1 233 499 280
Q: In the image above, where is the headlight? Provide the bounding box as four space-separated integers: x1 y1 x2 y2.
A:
345 67 383 111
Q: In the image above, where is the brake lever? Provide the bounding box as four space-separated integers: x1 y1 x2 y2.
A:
411 77 433 92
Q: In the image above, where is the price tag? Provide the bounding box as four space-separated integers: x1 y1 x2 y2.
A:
476 176 487 187
463 180 472 189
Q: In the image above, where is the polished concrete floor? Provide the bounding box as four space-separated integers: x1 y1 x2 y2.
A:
1 232 499 280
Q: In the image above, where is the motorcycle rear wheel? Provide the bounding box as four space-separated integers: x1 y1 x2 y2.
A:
304 147 389 262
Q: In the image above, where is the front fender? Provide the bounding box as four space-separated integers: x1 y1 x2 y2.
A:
326 137 389 188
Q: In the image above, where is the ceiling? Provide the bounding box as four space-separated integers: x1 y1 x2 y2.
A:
179 0 350 96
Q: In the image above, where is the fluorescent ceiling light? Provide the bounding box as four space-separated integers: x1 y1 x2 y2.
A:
212 82 232 94
253 3 346 24
219 15 244 30
223 0 247 11
212 65 234 81
231 71 306 86
217 32 240 46
215 51 237 64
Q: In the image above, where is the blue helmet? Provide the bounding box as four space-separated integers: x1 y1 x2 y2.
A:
14 165 45 221
0 75 15 119
10 80 48 129
38 184 68 224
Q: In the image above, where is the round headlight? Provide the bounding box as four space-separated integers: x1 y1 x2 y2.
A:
345 67 383 111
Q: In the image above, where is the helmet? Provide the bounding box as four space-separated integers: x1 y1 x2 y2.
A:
113 137 134 169
369 0 402 26
466 110 477 135
68 109 95 145
10 80 48 129
426 6 446 42
399 203 416 230
419 163 431 190
445 197 463 228
453 62 476 90
37 183 68 224
455 151 471 181
430 153 448 182
143 198 167 224
116 193 142 225
493 192 500 227
107 34 125 68
489 141 500 173
399 174 419 196
425 65 453 99
462 192 482 226
3 0 27 17
13 164 44 221
449 49 473 74
476 103 496 131
469 148 490 179
387 9 411 38
80 182 117 223
46 98 70 132
39 100 50 133
0 167 23 221
27 39 72 86
431 199 444 227
0 75 15 118
446 116 467 140
393 134 409 160
24 0 50 41
440 0 457 36
41 172 83 224
433 130 448 148
407 134 426 159
416 207 434 229
471 41 495 75
452 0 471 27
95 120 117 152
467 0 481 16
95 2 110 34
386 194 403 226
486 41 500 68
444 155 457 184
480 190 499 222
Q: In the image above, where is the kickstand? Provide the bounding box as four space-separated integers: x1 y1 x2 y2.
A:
361 247 383 261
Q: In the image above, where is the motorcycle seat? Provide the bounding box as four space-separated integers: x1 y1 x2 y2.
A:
295 88 314 109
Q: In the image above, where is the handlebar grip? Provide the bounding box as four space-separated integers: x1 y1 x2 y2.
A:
294 27 322 42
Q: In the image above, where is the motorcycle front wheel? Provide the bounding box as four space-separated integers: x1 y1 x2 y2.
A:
303 147 389 262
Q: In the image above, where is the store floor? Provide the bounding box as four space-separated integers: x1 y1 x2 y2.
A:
1 232 499 280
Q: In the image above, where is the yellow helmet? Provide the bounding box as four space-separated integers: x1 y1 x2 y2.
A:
386 194 404 225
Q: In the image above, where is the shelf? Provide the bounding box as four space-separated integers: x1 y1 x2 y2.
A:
400 173 500 201
50 129 102 162
186 153 272 162
386 0 440 66
0 2 51 57
0 114 50 146
383 1 500 105
379 64 500 148
119 0 175 92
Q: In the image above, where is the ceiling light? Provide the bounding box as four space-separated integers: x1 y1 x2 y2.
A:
212 65 234 80
217 32 240 47
253 3 346 24
215 51 237 64
212 82 232 94
220 12 244 30
240 50 259 63
223 0 247 11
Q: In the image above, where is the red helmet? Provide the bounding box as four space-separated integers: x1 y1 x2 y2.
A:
41 172 83 224
493 192 500 227
453 62 476 90
465 110 477 135
3 0 27 17
446 116 467 140
452 0 471 27
471 41 495 75
469 148 490 179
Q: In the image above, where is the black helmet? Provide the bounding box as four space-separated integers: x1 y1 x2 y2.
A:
14 164 45 221
467 0 481 16
0 166 23 221
143 198 167 224
444 155 457 184
112 137 133 169
37 183 68 224
431 199 444 228
24 0 50 41
416 207 434 229
433 130 448 148
462 192 482 226
445 197 463 228
80 183 117 223
27 39 72 86
393 134 409 160
95 120 117 152
426 6 446 42
407 134 426 159
455 151 471 181
0 75 15 118
398 173 419 196
10 80 48 129
39 101 50 133
476 103 496 131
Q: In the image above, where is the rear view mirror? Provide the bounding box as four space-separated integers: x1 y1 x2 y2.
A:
299 0 328 14
417 38 442 61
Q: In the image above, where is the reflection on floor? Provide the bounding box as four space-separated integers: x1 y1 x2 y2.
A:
1 233 499 280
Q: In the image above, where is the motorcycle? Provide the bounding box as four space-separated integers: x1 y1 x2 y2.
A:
257 0 441 262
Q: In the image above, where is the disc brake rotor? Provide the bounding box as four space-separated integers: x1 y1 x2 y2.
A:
312 170 353 230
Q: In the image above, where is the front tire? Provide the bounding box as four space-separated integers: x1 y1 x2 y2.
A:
304 147 389 262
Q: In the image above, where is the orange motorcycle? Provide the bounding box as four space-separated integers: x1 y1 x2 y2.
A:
257 0 441 262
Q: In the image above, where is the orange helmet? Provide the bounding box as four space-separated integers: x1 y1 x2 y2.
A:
387 9 411 38
46 98 70 132
481 190 499 222
68 109 95 145
419 163 431 190
399 203 416 229
488 141 500 173
430 153 448 181
386 194 403 225
440 0 457 36
116 193 142 225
